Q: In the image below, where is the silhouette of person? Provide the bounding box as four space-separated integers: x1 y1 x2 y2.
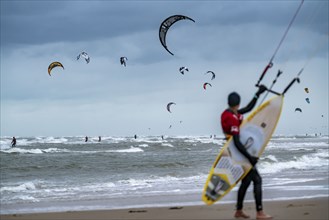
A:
11 137 16 147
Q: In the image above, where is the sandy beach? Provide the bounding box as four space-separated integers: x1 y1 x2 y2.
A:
1 197 328 220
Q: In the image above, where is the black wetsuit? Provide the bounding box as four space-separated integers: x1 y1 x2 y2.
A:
235 96 263 212
237 167 262 211
11 137 16 147
222 94 263 212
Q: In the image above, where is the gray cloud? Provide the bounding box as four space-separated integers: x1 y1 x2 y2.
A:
2 1 327 46
1 0 328 136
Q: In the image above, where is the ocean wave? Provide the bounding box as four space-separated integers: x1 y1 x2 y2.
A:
108 146 144 153
267 141 328 150
118 179 153 188
313 150 329 159
0 146 146 154
35 137 68 144
1 135 328 214
264 185 328 191
0 147 69 154
272 135 329 140
14 195 40 202
1 136 326 149
1 182 37 193
263 177 325 187
161 143 174 148
259 153 328 174
0 136 170 147
133 138 165 144
0 140 11 149
183 137 224 146
262 155 278 162
0 137 70 147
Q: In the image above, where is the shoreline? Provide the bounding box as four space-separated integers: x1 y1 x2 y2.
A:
1 197 328 220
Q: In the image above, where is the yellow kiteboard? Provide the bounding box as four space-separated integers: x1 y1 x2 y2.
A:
202 95 284 205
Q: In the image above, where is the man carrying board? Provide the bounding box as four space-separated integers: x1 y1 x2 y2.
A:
221 85 272 219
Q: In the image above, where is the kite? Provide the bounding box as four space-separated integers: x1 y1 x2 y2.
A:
304 88 309 93
305 98 310 104
77 52 90 64
167 102 176 113
159 15 195 55
295 108 302 112
179 67 189 75
203 82 212 90
48 62 64 76
120 57 128 67
205 71 215 80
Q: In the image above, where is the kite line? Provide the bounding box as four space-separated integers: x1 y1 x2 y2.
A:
256 0 305 87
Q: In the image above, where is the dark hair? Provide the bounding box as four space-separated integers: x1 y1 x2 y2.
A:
228 92 240 107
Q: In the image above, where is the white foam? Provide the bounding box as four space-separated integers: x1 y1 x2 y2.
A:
182 136 225 146
40 137 68 144
133 137 165 144
3 148 43 154
262 155 278 162
1 182 36 193
118 179 152 187
267 141 329 150
263 177 325 187
112 146 144 153
42 148 69 153
1 147 69 154
161 143 174 148
16 195 40 202
0 139 12 149
259 154 328 174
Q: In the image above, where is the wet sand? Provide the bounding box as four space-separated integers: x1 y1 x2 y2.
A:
1 197 328 220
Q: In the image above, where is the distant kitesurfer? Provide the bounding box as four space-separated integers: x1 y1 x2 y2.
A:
85 136 88 142
11 137 16 147
134 135 137 139
220 85 272 220
98 136 101 142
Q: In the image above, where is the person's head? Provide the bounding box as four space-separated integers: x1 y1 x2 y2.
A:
228 92 240 109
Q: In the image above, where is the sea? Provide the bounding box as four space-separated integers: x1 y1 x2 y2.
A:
0 135 328 214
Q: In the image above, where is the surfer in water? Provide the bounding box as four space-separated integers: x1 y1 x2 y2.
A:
11 137 16 147
221 85 272 220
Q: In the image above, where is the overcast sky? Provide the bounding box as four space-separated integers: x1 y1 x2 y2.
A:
1 0 328 137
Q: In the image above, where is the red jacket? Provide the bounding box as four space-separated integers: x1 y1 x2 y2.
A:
221 109 243 138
